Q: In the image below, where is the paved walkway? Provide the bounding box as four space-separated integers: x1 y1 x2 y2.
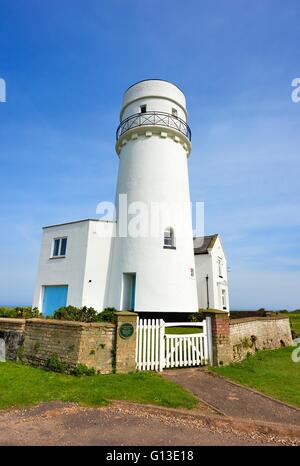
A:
163 368 300 426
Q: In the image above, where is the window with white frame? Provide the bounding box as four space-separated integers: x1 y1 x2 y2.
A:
164 227 175 249
218 257 223 277
140 104 147 113
52 237 67 257
172 108 178 117
221 289 227 309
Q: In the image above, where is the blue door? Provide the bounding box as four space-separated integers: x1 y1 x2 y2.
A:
42 285 68 316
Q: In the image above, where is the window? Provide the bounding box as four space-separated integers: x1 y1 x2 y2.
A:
218 258 223 277
190 267 194 278
172 108 178 117
140 104 147 113
221 289 227 310
164 227 175 249
52 237 67 257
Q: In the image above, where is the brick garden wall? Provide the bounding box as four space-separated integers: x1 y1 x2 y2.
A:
0 313 136 373
23 319 115 373
230 316 293 362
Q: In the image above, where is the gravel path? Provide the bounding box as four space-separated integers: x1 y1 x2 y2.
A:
0 401 298 446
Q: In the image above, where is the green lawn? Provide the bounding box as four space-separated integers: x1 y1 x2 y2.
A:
210 347 300 408
165 326 202 335
290 312 300 337
0 362 197 411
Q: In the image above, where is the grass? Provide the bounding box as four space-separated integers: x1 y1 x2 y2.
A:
0 362 197 411
165 326 202 335
210 347 300 408
289 312 300 337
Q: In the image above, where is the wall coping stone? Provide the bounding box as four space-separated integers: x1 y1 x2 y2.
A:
25 318 115 328
114 311 138 317
0 318 26 324
230 316 290 325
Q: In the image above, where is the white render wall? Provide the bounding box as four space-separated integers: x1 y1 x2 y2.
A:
108 80 198 313
32 220 114 312
195 236 230 312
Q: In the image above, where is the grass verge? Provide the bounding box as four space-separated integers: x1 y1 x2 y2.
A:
0 362 197 410
210 347 300 408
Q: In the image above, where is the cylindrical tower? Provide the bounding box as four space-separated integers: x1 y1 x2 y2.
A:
107 79 198 314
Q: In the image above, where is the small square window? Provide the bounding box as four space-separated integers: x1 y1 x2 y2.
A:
140 105 147 113
190 268 194 278
172 108 178 117
52 237 67 257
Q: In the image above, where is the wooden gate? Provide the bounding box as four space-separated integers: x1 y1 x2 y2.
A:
136 318 212 371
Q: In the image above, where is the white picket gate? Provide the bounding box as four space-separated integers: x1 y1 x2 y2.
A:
135 318 212 371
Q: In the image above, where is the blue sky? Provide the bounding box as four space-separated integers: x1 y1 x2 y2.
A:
0 0 300 309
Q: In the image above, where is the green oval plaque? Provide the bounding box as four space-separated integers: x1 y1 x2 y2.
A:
119 322 134 339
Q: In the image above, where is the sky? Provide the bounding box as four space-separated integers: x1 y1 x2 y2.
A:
0 0 300 309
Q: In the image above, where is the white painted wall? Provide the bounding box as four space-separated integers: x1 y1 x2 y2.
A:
32 220 114 312
108 80 198 313
210 236 230 312
82 220 114 310
195 236 230 312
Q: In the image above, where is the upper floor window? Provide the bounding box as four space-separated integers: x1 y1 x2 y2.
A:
164 227 175 249
172 108 178 117
140 104 147 113
52 237 67 257
221 289 227 310
218 257 223 278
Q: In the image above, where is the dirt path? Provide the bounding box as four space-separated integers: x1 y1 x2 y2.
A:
163 368 300 425
0 401 295 446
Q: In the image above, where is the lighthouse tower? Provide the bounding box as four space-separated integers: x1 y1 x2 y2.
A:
107 79 198 315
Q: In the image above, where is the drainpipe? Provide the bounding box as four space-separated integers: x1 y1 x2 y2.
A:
206 274 210 309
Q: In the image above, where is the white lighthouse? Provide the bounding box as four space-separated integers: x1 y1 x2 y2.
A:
33 79 230 317
107 79 198 314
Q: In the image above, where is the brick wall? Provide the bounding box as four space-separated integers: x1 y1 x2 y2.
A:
23 319 115 373
230 316 293 362
0 315 139 374
0 318 25 360
204 311 231 366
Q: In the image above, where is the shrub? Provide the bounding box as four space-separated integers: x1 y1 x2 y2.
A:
53 306 117 324
53 305 98 322
0 306 40 318
46 353 68 373
96 308 117 324
188 309 206 322
73 364 96 377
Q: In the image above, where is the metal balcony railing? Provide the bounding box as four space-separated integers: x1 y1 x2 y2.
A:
116 111 191 141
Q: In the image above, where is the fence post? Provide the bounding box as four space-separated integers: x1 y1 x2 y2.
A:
159 319 165 371
203 310 231 366
205 316 213 365
114 311 138 373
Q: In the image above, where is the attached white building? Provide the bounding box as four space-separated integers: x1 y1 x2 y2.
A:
193 234 229 312
33 79 230 317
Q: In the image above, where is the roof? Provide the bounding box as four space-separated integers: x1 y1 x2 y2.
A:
125 79 183 93
43 219 116 229
193 234 219 255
